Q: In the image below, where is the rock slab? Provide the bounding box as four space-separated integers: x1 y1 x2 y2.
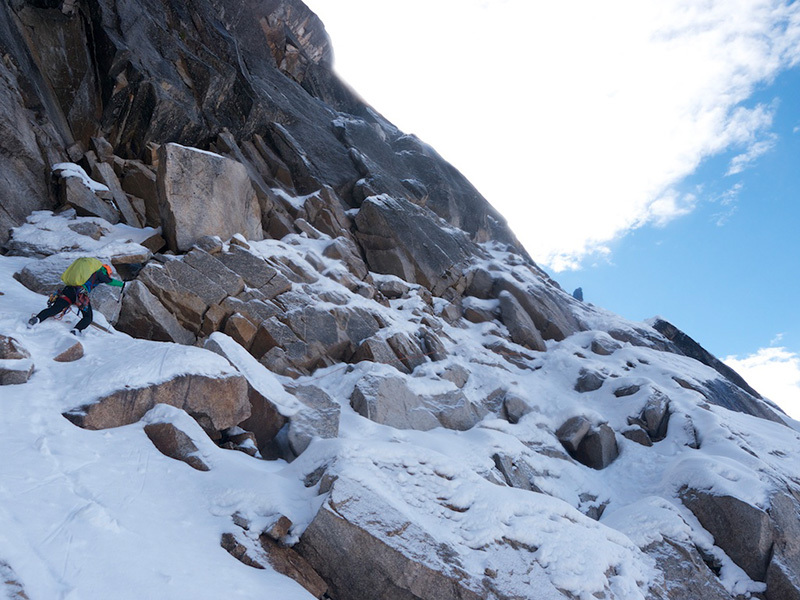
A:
158 143 263 252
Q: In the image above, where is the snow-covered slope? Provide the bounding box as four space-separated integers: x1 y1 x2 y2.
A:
3 213 799 600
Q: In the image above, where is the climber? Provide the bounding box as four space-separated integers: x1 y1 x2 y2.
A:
28 257 124 335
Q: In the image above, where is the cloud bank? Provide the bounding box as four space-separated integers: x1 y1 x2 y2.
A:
305 0 800 271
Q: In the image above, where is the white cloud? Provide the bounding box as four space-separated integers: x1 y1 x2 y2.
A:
724 347 800 420
711 182 743 225
771 332 786 345
305 0 800 271
726 133 778 175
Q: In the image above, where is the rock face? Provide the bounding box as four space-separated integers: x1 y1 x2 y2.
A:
355 195 478 296
157 144 263 252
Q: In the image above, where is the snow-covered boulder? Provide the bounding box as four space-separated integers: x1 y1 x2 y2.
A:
13 254 76 294
63 371 250 439
142 406 211 471
55 166 120 224
350 374 485 432
680 488 773 582
297 477 488 600
498 290 546 352
52 340 83 363
285 384 340 457
0 335 33 385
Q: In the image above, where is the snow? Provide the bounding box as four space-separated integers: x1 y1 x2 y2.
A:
207 332 303 417
2 212 800 599
9 210 158 259
52 163 110 193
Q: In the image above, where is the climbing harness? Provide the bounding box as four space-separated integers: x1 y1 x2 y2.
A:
46 287 90 320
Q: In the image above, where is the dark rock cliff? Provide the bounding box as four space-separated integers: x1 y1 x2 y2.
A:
0 0 519 251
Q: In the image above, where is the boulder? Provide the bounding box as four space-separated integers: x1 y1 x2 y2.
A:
53 340 84 363
91 161 142 227
203 333 306 458
223 313 258 349
574 424 619 470
374 277 411 299
13 254 76 294
0 336 30 360
614 384 641 398
767 555 800 600
157 143 263 252
282 304 382 370
120 160 160 227
493 277 583 342
217 246 282 291
629 390 670 442
90 285 122 325
355 195 477 296
297 478 487 600
644 538 734 600
251 317 306 361
351 374 441 431
0 335 33 385
0 359 34 385
680 488 773 582
322 236 368 280
285 384 341 456
136 262 209 333
503 393 533 424
492 453 539 491
116 280 196 345
575 369 605 393
386 331 427 372
161 259 229 307
63 372 250 439
498 291 546 352
351 336 407 373
621 426 652 447
222 297 281 326
220 530 328 598
420 329 447 362
144 421 210 471
58 174 120 224
351 374 485 432
556 416 592 453
590 334 622 356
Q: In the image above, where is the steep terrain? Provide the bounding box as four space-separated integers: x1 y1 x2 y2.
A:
1 1 800 599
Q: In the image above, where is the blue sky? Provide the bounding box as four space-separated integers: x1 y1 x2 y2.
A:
303 0 800 416
559 68 800 359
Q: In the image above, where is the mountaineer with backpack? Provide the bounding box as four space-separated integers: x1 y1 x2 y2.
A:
28 257 124 335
